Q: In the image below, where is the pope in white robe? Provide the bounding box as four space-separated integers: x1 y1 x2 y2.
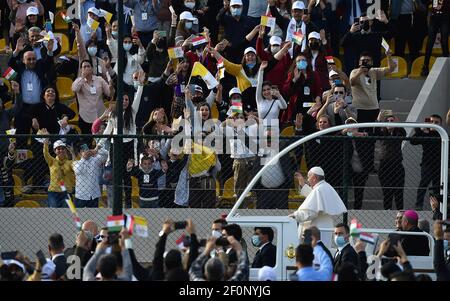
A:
289 166 347 248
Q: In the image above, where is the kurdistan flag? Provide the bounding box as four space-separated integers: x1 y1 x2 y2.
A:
107 215 125 232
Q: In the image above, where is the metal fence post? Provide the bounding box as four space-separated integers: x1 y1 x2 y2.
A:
113 0 125 216
342 137 350 225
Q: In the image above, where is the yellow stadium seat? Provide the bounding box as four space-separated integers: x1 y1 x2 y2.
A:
216 179 220 197
54 33 70 54
68 101 79 124
13 174 23 196
211 102 219 119
409 56 436 78
420 36 450 56
220 177 236 200
333 56 342 71
56 0 63 9
56 77 75 101
0 38 6 51
381 56 408 78
15 200 41 208
131 176 139 197
71 124 81 134
280 126 295 137
54 10 69 31
70 40 78 56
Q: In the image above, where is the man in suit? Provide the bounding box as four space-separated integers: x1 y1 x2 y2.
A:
48 233 68 279
333 223 358 273
398 210 430 256
251 227 276 268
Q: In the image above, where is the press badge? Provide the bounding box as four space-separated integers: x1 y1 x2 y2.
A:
27 83 33 91
304 86 310 95
144 174 150 183
364 77 371 85
90 86 97 95
142 12 148 20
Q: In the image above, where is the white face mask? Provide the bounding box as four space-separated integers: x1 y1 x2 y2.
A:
133 80 140 90
123 43 132 51
270 45 280 54
212 230 222 238
184 1 195 9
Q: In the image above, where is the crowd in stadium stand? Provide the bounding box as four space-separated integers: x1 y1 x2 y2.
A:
0 0 447 212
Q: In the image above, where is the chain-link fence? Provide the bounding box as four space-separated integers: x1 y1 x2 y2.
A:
0 132 443 212
0 129 444 264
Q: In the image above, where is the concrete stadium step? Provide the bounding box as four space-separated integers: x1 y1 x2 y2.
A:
379 99 416 112
380 78 425 100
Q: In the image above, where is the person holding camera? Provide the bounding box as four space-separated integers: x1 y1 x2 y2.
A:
83 227 133 281
189 233 249 281
316 83 357 127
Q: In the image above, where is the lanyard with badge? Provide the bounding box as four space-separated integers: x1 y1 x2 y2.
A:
139 0 152 21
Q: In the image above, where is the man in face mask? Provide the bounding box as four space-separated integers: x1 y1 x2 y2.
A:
217 0 253 63
251 227 276 268
333 223 358 274
269 36 282 55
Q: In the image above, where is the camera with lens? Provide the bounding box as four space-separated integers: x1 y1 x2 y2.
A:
215 237 230 247
174 221 187 230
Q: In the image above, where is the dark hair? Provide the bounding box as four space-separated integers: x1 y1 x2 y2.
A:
80 59 93 68
213 218 227 227
141 155 153 163
164 249 182 271
165 267 190 281
416 274 432 281
41 85 60 103
389 271 417 281
335 223 350 234
49 233 65 251
334 84 346 92
25 14 44 30
359 51 373 59
223 224 242 241
205 258 225 281
295 244 314 266
196 101 211 120
255 227 274 242
97 254 118 279
430 114 442 122
381 260 401 279
110 92 134 131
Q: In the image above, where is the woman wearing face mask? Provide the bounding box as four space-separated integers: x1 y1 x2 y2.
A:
110 34 146 90
73 22 106 79
281 53 322 133
256 61 287 129
102 71 145 208
304 31 331 91
175 11 198 47
105 21 119 64
208 46 260 113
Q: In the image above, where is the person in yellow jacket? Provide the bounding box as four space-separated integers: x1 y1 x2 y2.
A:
42 133 75 208
208 46 260 113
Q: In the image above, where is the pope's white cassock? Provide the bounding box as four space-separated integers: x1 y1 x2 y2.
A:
293 180 347 248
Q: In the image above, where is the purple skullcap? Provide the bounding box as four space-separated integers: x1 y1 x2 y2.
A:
404 210 419 222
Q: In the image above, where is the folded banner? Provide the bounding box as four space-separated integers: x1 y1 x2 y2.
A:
260 15 276 29
190 62 219 89
167 46 184 59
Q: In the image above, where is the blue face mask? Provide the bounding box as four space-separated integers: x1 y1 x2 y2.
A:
246 62 256 69
444 240 449 251
334 79 342 85
87 46 97 57
185 22 193 30
111 31 118 38
231 7 242 17
251 235 261 247
334 235 347 248
123 43 132 52
297 60 307 70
